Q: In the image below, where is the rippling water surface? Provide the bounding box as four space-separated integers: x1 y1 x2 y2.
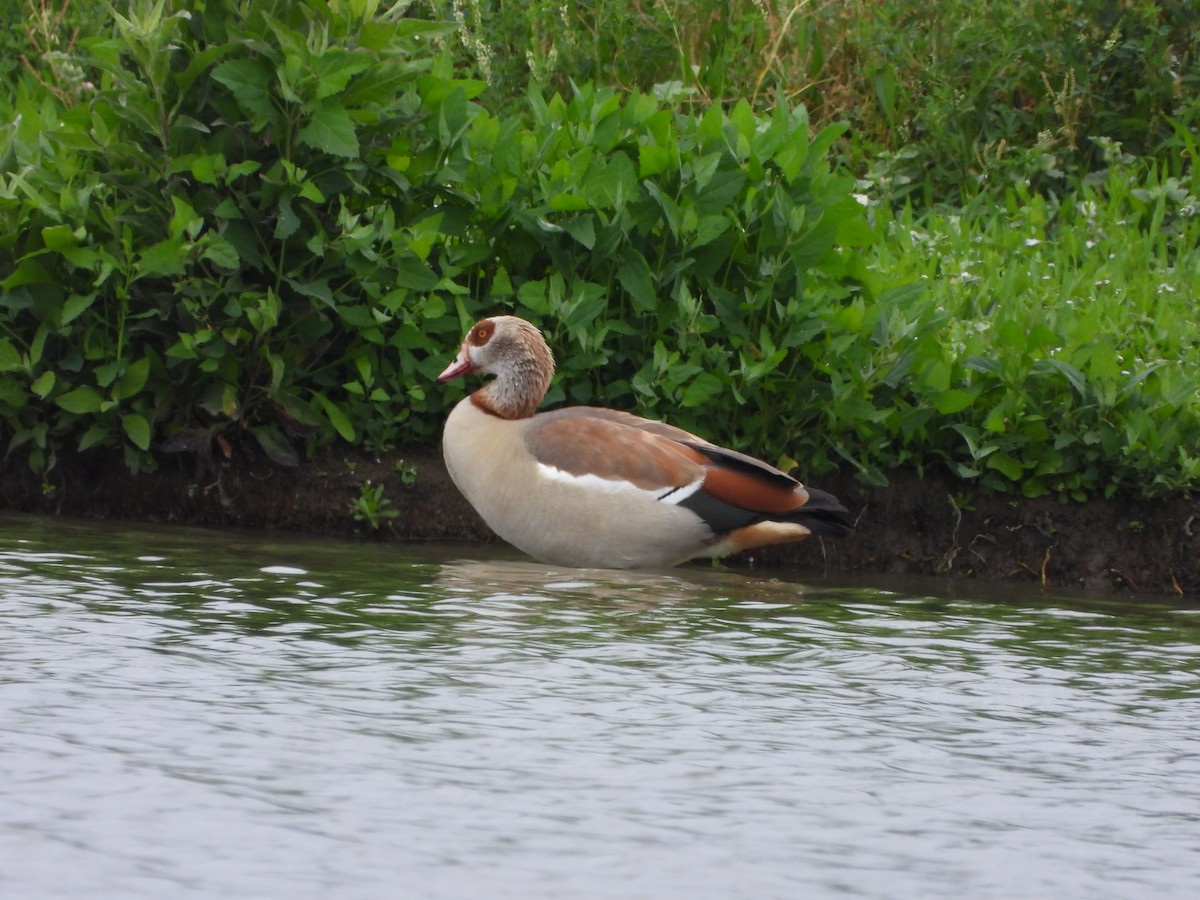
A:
2 512 1198 898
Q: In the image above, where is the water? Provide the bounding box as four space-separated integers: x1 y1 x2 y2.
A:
2 513 1198 899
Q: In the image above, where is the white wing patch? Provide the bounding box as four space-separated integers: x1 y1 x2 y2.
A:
536 463 703 504
536 463 649 495
655 479 704 504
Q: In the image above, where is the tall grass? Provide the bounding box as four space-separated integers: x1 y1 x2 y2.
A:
433 0 1199 206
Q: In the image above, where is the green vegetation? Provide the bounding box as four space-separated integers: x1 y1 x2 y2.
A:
867 168 1198 498
441 0 1198 205
350 479 399 529
0 0 1196 503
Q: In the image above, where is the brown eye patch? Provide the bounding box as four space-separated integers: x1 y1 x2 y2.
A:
469 321 494 346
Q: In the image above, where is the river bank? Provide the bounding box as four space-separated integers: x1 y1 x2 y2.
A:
2 441 1195 597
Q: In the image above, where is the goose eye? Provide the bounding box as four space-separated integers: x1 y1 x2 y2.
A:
470 322 494 346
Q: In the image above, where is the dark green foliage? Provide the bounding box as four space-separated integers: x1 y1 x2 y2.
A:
0 0 1196 503
0 0 889 479
1 0 466 471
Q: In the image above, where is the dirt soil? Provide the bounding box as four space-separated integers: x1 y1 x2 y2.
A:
2 439 1197 597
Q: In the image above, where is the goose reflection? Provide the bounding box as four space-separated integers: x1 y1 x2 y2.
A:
432 556 815 610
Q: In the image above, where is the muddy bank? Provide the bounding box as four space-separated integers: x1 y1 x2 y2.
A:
2 441 1196 597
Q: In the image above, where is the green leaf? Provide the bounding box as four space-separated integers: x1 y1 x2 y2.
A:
189 153 223 185
298 179 325 203
809 122 850 160
338 304 377 328
680 372 724 408
774 129 811 181
922 359 952 393
689 152 723 190
175 42 237 97
948 461 981 479
693 214 730 247
643 181 681 236
250 425 299 467
214 197 242 219
56 386 105 414
78 424 111 452
95 360 123 388
29 326 48 368
617 254 657 313
729 99 756 139
987 452 1025 481
933 389 976 415
31 370 55 398
312 51 372 100
42 224 78 250
136 238 187 279
286 278 336 307
394 258 440 291
0 340 22 373
639 144 672 177
2 261 52 290
560 216 596 250
61 293 97 325
548 193 590 212
517 279 550 316
202 235 240 270
0 376 29 409
220 383 240 418
695 171 746 214
983 403 1007 433
1034 358 1087 398
122 413 152 451
563 284 607 331
963 355 1002 376
170 196 202 240
114 357 151 400
1023 479 1051 499
585 152 637 208
227 160 261 183
274 199 300 240
212 59 275 119
315 393 356 441
298 103 359 157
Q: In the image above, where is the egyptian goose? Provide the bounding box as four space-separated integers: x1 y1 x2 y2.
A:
438 316 852 568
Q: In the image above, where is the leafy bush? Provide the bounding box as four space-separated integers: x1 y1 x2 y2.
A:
446 83 895 480
1 0 464 472
0 0 889 479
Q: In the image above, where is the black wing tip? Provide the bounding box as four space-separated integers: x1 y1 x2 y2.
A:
676 483 854 538
796 508 855 538
795 486 854 537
